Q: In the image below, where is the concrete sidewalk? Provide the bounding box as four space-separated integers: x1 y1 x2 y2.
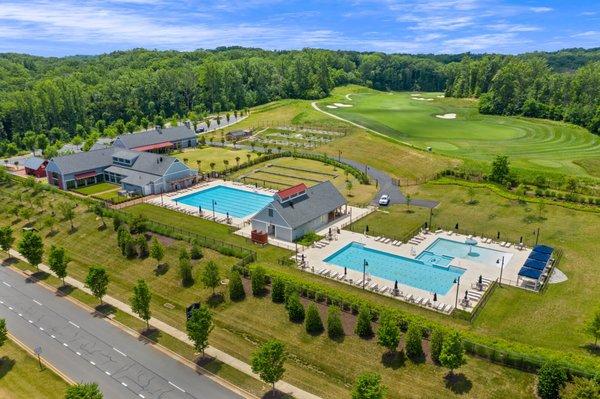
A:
8 249 321 399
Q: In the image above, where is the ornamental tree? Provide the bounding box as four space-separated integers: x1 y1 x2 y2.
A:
65 382 103 399
201 261 220 295
377 312 400 354
18 230 43 270
48 245 69 285
251 340 286 393
228 270 245 301
439 331 466 376
354 305 373 338
327 306 344 340
130 279 152 330
351 372 386 399
85 267 109 305
537 361 567 399
405 322 424 360
186 305 214 357
305 304 324 335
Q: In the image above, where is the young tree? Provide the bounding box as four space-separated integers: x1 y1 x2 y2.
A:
85 267 109 304
41 214 57 234
346 180 353 196
271 277 285 303
585 309 600 347
439 331 466 376
149 237 164 267
58 201 76 230
65 382 103 399
48 245 69 285
327 306 344 339
251 266 266 296
201 261 220 295
405 322 424 360
377 312 400 354
251 340 286 394
0 318 6 348
430 328 445 363
228 270 245 301
354 305 373 338
351 372 386 399
186 305 213 357
136 235 148 258
490 155 510 184
562 377 600 399
92 203 106 228
537 361 567 399
305 304 324 334
285 291 305 323
18 230 43 270
190 241 203 260
0 226 14 256
131 279 152 330
179 253 193 287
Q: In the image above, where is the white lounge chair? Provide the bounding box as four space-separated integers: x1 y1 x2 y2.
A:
415 296 423 304
330 272 339 279
406 294 414 302
374 236 382 242
380 287 390 294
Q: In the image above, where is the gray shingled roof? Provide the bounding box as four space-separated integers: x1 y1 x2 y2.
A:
23 156 46 170
267 181 346 229
116 125 195 149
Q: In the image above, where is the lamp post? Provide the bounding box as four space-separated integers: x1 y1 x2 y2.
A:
338 150 342 162
429 208 433 229
362 259 368 290
212 199 217 219
535 227 540 246
496 256 505 287
454 276 461 308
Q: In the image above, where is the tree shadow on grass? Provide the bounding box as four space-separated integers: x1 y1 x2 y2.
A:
45 229 58 238
25 271 50 283
262 389 294 399
140 327 161 343
0 257 19 267
94 303 117 317
407 352 426 365
67 226 78 234
444 372 472 395
56 284 74 297
0 357 16 379
206 293 224 308
154 263 169 276
582 343 600 356
381 350 406 370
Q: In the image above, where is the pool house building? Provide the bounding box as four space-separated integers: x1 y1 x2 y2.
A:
113 124 197 153
251 182 347 242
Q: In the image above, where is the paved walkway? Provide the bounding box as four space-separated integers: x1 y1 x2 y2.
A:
8 249 320 399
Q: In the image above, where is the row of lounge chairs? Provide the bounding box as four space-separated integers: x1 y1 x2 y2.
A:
404 294 454 314
313 240 330 249
407 234 426 245
373 236 403 247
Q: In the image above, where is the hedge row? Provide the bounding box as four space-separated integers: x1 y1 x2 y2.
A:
236 263 599 377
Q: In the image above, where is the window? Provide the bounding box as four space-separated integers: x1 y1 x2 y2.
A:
268 208 274 217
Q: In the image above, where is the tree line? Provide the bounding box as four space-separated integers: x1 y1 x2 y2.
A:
0 47 599 157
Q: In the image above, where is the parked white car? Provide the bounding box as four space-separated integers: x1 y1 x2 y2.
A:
378 194 390 206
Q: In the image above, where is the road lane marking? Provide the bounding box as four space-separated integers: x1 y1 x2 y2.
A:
168 381 185 393
8 306 13 310
76 352 81 356
39 327 44 331
63 343 68 347
90 361 96 366
139 394 145 398
0 300 4 304
105 371 111 376
28 320 33 323
113 347 127 357
2 281 10 287
51 334 56 339
33 299 42 305
18 313 22 317
68 321 80 329
121 382 128 387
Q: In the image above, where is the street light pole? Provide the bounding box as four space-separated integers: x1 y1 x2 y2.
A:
498 256 505 287
212 199 217 219
429 207 433 228
454 276 461 308
362 260 368 290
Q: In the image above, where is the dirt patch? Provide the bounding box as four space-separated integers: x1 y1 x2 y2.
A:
146 231 176 247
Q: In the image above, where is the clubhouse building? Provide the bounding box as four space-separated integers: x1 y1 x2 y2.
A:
45 126 198 195
251 182 347 242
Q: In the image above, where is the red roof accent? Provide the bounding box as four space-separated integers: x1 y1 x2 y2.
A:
277 183 307 200
131 141 174 152
74 171 97 180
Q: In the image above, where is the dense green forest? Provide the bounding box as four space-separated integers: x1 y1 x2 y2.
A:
0 47 598 157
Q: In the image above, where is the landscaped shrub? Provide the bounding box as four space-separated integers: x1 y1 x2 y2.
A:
439 331 466 375
430 328 445 363
129 214 148 234
355 305 373 338
377 312 400 354
285 291 305 323
190 241 204 260
537 361 567 399
305 304 324 334
136 235 148 258
271 277 285 303
251 266 266 296
327 306 344 339
179 255 193 287
229 270 245 301
405 322 424 360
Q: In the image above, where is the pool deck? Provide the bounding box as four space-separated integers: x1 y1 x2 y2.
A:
145 179 276 228
299 229 531 313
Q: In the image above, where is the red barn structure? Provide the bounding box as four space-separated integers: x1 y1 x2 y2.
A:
23 157 48 178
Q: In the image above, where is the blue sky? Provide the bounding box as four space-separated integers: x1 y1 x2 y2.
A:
0 0 598 56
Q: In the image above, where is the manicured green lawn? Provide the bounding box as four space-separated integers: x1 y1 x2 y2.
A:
173 147 257 173
228 156 377 206
319 86 600 177
0 339 69 399
72 182 119 196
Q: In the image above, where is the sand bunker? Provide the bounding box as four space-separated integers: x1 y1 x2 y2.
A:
345 94 353 101
437 95 445 98
436 113 457 119
326 105 338 109
410 93 421 96
412 97 433 101
333 103 353 107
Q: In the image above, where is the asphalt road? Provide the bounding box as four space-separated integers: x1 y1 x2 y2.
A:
0 265 241 399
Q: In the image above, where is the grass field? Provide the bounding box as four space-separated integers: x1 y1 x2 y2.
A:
0 339 68 399
72 182 119 196
173 147 257 173
352 179 600 364
0 183 539 398
228 156 377 205
318 86 600 177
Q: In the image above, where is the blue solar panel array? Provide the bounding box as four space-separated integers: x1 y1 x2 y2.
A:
518 244 554 280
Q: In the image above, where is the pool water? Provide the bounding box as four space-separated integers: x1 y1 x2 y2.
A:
174 185 273 218
425 238 512 266
416 251 453 268
324 242 464 294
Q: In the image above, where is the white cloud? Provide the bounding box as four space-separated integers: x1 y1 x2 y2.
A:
572 31 600 38
530 7 553 13
488 23 541 33
443 33 521 52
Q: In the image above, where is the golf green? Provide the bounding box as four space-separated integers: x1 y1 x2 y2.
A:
319 88 600 177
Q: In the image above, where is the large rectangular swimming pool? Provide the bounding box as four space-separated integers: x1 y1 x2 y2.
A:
324 242 464 294
174 185 274 218
424 238 512 266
